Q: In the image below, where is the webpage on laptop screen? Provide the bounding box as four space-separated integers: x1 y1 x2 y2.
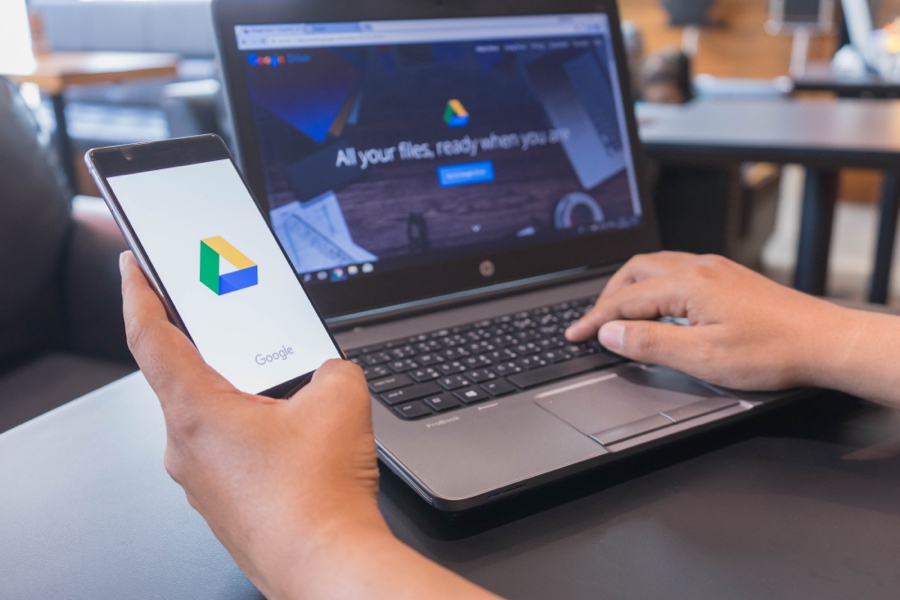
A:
235 14 642 285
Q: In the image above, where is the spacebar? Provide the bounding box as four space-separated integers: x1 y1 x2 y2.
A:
508 354 624 389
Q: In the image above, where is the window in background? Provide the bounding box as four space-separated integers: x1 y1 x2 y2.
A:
0 0 36 75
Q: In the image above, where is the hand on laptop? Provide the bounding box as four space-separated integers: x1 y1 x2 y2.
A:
119 252 496 600
566 252 848 392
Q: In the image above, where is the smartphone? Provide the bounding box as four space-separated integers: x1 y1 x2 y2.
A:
86 135 343 398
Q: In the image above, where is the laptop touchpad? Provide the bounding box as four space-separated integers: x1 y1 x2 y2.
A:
535 363 728 438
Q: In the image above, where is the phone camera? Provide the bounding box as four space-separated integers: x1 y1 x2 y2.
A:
122 150 134 161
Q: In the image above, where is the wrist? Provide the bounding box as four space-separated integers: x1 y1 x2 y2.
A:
260 502 391 600
783 300 851 389
790 302 868 390
277 516 396 600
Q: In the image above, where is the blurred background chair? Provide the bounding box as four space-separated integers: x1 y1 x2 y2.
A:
638 49 783 270
0 75 134 434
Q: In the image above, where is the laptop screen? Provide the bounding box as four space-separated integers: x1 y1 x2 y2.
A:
232 14 643 288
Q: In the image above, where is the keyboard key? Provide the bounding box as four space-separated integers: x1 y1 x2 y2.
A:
439 334 467 347
442 347 470 360
394 401 432 420
437 361 466 375
492 361 523 376
564 344 595 357
453 386 491 405
369 374 414 394
466 341 495 354
494 334 519 347
409 367 440 383
415 353 443 367
515 330 539 343
482 379 516 397
513 343 540 356
463 355 492 368
362 365 391 380
388 359 419 373
508 354 624 389
380 382 443 406
583 343 604 356
423 393 462 412
464 330 486 342
517 356 548 370
540 349 571 364
486 349 518 362
537 337 564 350
415 340 443 353
362 352 391 366
388 346 415 359
438 375 469 390
465 368 497 383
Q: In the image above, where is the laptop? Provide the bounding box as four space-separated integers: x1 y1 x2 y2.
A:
211 0 792 511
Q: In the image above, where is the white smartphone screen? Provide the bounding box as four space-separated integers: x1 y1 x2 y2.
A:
107 158 342 394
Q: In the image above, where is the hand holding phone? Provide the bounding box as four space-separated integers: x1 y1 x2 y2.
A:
86 135 343 397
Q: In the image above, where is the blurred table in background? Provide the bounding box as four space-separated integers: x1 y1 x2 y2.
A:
6 52 179 191
793 61 900 98
639 99 900 303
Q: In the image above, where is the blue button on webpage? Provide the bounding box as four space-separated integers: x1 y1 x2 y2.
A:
437 161 495 187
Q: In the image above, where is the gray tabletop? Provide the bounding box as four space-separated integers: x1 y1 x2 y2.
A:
3 373 900 599
792 62 900 96
638 99 900 168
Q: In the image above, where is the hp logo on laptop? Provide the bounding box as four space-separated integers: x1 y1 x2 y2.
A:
479 260 495 278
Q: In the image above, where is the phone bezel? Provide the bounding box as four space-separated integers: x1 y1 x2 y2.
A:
86 134 344 398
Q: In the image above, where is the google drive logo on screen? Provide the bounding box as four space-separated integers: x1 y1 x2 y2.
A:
444 99 469 127
200 236 258 295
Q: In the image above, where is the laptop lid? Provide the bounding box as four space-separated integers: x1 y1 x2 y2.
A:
213 0 659 319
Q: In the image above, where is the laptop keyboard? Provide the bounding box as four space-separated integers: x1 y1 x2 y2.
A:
347 297 626 420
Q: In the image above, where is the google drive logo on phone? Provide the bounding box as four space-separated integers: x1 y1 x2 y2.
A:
200 236 258 295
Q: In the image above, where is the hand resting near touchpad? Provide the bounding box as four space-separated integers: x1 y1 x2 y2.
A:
535 363 737 441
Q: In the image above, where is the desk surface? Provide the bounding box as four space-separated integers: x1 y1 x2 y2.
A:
638 99 900 169
792 62 900 96
2 373 900 599
8 52 180 94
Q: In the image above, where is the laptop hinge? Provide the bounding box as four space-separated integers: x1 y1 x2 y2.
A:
327 263 620 331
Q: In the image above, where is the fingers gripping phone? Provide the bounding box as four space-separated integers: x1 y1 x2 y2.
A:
86 135 343 398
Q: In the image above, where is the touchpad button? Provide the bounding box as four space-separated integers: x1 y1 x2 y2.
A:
535 364 725 436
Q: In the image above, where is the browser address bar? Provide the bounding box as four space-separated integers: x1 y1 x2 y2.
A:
240 24 602 51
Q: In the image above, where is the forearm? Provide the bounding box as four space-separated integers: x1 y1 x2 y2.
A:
278 526 499 600
809 307 900 409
